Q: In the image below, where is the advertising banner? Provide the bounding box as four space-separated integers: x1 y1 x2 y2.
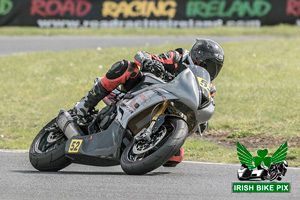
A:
0 0 300 28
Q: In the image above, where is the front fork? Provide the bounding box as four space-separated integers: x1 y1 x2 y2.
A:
136 101 169 141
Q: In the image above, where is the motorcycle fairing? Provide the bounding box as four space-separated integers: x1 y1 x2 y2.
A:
117 69 200 129
194 99 215 124
64 120 125 166
117 87 178 129
118 67 214 132
161 68 201 112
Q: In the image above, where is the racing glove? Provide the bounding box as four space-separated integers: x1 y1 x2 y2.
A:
141 59 165 77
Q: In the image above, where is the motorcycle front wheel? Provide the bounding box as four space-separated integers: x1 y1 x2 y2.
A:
29 118 71 171
120 117 188 175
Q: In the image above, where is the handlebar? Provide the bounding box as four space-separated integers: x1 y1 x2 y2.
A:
152 63 175 82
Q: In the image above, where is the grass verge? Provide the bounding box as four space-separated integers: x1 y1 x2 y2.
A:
183 138 300 167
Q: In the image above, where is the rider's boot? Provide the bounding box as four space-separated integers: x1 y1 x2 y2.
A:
74 80 110 118
163 148 184 167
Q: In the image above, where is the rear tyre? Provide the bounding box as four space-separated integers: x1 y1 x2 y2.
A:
29 118 71 171
120 117 188 175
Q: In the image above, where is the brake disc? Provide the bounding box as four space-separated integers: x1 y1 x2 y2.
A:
132 126 166 155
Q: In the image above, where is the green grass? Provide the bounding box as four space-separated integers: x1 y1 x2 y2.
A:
183 139 300 167
0 24 300 37
211 38 300 138
0 35 299 166
227 131 253 139
183 139 238 164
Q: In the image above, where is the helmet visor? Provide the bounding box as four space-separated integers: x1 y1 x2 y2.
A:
203 60 222 81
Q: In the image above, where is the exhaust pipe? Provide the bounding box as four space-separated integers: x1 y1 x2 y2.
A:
56 109 83 139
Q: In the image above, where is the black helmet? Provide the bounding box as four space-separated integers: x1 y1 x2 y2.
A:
188 39 224 80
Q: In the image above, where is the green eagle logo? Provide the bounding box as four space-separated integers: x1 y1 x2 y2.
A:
237 141 288 169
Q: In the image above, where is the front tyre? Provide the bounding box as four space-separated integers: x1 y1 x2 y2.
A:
29 118 71 171
120 117 188 175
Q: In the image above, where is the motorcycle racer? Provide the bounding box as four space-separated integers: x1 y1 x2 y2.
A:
74 38 225 167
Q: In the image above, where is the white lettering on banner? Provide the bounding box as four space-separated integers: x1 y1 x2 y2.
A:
226 20 261 27
37 19 81 28
36 19 262 28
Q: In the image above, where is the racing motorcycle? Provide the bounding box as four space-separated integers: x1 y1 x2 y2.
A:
29 65 215 175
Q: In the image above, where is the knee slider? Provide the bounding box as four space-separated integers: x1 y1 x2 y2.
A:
106 60 128 79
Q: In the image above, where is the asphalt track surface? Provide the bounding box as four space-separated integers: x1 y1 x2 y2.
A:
0 151 300 200
1 35 299 200
0 35 270 56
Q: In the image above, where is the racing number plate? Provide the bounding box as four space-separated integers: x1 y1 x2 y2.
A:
68 139 83 153
197 77 211 98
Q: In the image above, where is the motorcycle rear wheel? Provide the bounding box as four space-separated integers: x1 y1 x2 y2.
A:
29 118 71 171
120 117 188 175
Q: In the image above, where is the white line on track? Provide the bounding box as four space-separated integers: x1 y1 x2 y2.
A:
183 160 239 166
183 161 300 170
0 149 28 153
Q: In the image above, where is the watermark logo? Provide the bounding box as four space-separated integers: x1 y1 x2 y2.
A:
233 142 289 193
237 141 288 181
232 183 290 193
